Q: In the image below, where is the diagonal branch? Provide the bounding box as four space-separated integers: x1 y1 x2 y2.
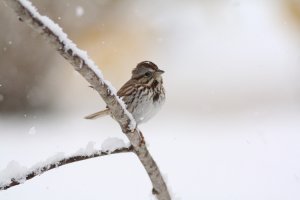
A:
3 0 171 199
0 145 133 191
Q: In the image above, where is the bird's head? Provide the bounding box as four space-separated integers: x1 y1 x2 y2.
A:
132 61 164 84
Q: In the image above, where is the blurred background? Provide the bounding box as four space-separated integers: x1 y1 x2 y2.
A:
1 0 300 199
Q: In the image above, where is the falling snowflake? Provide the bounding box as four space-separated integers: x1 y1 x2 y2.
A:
28 126 36 135
75 6 84 17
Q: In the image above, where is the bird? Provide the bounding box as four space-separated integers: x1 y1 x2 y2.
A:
85 61 165 125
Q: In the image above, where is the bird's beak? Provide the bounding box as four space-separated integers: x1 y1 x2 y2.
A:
156 69 165 74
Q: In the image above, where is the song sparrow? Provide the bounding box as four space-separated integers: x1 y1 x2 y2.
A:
85 61 165 124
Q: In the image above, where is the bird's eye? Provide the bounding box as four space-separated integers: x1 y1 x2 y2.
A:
145 72 151 77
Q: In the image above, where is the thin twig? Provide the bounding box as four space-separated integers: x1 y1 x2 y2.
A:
0 146 133 191
3 0 171 199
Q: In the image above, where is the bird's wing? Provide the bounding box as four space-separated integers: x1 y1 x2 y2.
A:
117 80 137 97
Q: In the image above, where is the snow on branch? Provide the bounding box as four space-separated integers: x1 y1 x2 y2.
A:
0 141 133 191
3 0 171 199
5 0 136 131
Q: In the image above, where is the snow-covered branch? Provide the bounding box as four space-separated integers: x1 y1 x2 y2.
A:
0 141 133 191
3 0 171 199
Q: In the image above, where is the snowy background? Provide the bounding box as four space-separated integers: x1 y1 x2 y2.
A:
1 0 300 199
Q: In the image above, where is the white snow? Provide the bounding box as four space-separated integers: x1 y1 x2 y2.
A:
31 152 65 172
0 139 126 189
18 0 136 131
103 80 136 129
28 126 36 135
0 141 97 188
0 161 28 186
4 0 300 199
19 0 98 75
103 80 117 94
101 137 128 153
1 108 300 199
41 152 65 166
115 94 136 129
75 6 84 17
74 141 96 156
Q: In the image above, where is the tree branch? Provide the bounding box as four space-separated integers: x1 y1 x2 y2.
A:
0 146 133 191
2 0 171 199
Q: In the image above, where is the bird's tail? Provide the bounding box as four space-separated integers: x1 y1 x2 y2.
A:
84 108 110 120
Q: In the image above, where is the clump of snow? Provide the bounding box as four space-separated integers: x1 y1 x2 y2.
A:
75 6 84 17
0 94 4 102
8 41 12 45
74 141 96 156
42 152 65 167
0 161 28 186
101 138 128 153
32 152 65 173
28 126 36 135
18 0 137 131
0 139 125 187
